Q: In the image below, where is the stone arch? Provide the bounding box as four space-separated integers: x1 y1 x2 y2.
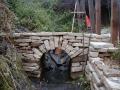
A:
14 32 93 78
32 38 85 60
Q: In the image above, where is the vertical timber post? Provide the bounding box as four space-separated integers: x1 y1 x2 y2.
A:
88 0 95 33
95 0 101 35
111 0 119 45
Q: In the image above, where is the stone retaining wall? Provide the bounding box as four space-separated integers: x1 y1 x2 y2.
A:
11 32 111 79
86 42 120 90
2 32 119 90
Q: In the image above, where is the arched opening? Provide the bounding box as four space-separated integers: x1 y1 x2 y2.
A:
40 47 71 83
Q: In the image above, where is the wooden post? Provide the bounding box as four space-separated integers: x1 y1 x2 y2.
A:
71 0 77 32
111 0 119 45
71 0 85 32
88 0 95 33
95 0 101 35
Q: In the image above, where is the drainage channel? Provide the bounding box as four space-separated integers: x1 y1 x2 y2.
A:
31 48 89 90
31 78 84 90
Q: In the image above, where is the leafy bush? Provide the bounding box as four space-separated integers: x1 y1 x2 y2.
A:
7 0 84 32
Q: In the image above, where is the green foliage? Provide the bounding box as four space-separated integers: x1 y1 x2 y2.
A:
7 0 85 32
0 45 33 90
79 75 91 90
112 43 120 60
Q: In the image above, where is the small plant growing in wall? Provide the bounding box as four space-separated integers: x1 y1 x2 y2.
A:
79 75 91 90
112 42 120 62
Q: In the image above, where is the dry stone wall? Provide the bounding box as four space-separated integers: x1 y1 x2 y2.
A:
86 42 120 90
12 32 111 79
1 32 119 90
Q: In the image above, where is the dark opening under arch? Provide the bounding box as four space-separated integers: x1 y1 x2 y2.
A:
40 48 71 83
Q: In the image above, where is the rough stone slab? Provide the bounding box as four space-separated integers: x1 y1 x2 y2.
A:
52 32 68 35
59 36 63 46
87 62 95 72
93 83 100 90
101 34 111 38
71 49 83 58
107 47 118 52
19 43 29 46
61 40 68 50
22 63 39 67
31 41 43 47
92 72 101 86
89 57 101 63
33 54 42 59
20 46 31 50
32 48 43 56
39 44 46 53
89 51 99 58
90 42 114 49
65 45 74 54
15 39 32 43
76 36 83 40
99 86 106 90
54 36 59 48
19 50 33 54
94 65 104 79
83 37 90 42
49 39 55 50
101 38 110 42
72 43 83 47
63 35 75 40
83 48 89 55
103 77 120 90
98 48 108 52
72 63 80 67
22 54 34 59
31 40 43 43
41 37 52 40
91 38 101 42
71 55 87 62
68 47 79 56
68 40 82 43
30 36 41 40
14 32 53 36
23 66 39 71
71 66 83 72
103 68 120 77
85 34 101 38
68 33 83 36
44 40 51 51
22 58 39 62
89 46 98 52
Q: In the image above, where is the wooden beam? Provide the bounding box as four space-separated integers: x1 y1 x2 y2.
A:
88 0 95 33
71 12 85 14
111 0 119 45
95 0 101 35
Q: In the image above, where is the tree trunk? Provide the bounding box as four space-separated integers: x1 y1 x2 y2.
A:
88 0 95 33
95 0 101 35
111 0 120 45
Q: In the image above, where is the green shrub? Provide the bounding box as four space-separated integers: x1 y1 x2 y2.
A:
7 0 85 32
